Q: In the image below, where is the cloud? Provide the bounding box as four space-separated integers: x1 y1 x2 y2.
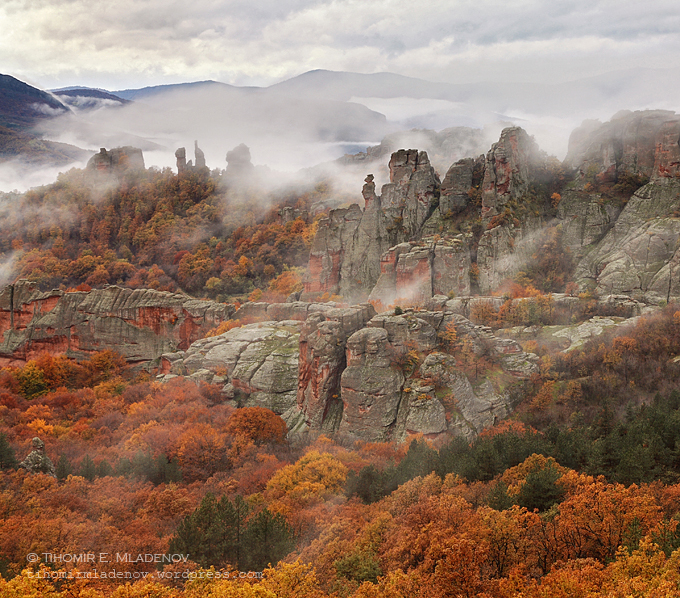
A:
2 0 679 89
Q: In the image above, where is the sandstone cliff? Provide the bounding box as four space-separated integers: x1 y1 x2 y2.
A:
159 300 538 442
305 126 553 303
0 280 233 367
303 149 440 303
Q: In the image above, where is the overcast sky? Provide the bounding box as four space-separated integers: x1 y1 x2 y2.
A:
2 0 680 90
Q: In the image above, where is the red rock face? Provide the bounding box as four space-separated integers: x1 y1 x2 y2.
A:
481 127 540 220
395 249 431 303
0 281 234 366
654 121 680 180
297 306 375 429
303 251 342 296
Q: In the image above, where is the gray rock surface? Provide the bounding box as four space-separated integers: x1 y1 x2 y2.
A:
418 352 509 439
19 437 55 477
439 157 476 217
296 305 376 431
0 280 233 367
163 320 302 415
339 327 405 441
303 148 440 303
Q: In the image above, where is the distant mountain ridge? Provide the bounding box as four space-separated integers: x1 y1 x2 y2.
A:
0 74 70 130
112 80 241 101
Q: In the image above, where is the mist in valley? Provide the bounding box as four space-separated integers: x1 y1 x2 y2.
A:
1 62 680 201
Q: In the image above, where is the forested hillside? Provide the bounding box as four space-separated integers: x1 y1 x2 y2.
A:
0 165 332 301
2 112 680 597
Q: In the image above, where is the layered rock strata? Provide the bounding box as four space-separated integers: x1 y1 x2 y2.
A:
0 281 233 367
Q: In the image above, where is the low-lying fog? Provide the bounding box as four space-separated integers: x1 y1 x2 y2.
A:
2 66 680 193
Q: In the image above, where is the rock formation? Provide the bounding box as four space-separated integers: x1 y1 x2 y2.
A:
87 147 145 174
339 327 404 441
305 127 554 302
161 320 302 417
158 298 538 442
297 304 376 431
19 437 55 477
176 142 207 174
369 239 471 307
225 143 255 181
565 110 677 179
175 147 187 174
303 149 440 303
194 140 206 169
0 281 233 367
480 127 543 221
564 111 680 302
439 157 481 218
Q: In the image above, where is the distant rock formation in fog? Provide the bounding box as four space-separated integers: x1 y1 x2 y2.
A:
225 143 255 181
87 146 145 173
176 141 208 174
304 110 680 305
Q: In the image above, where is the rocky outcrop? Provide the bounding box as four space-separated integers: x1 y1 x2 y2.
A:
417 352 508 439
339 327 405 442
225 143 255 181
87 147 145 174
381 149 441 237
476 222 545 294
303 149 440 303
565 110 678 180
306 127 553 302
176 142 207 174
157 297 538 442
439 157 480 217
0 280 233 367
473 128 549 293
19 437 55 477
570 114 680 301
175 147 187 173
194 140 206 169
481 127 543 221
296 304 376 431
161 320 302 416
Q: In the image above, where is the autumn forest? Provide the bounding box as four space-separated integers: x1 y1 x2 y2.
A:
2 150 680 598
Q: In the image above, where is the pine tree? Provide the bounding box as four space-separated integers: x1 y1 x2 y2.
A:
242 508 295 571
79 455 96 481
55 454 72 481
0 434 17 470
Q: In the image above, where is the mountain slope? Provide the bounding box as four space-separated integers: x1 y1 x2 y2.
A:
0 74 70 130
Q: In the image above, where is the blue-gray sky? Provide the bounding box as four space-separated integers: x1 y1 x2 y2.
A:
2 0 680 90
